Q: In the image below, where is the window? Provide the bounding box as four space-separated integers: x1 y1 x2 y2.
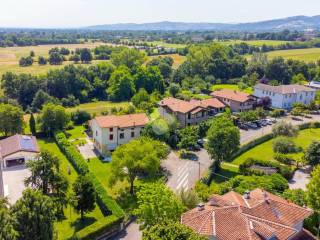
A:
187 113 191 119
109 128 113 132
119 133 124 139
131 132 135 138
109 134 113 140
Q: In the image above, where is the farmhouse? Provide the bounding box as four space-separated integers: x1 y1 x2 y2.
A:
0 134 39 168
181 188 315 240
254 83 316 109
211 89 257 112
90 113 149 154
158 97 225 127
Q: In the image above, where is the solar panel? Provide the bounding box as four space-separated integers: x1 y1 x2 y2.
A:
20 136 36 151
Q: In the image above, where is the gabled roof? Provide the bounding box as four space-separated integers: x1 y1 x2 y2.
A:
0 135 39 158
181 188 314 240
211 89 253 103
159 97 225 114
255 83 315 94
93 113 149 129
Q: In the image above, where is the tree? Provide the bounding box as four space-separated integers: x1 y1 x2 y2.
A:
69 54 80 63
273 137 298 154
178 189 199 209
265 57 292 84
38 56 47 65
11 189 56 240
134 66 165 94
134 183 185 228
142 221 207 240
19 56 33 67
31 90 57 112
178 126 199 150
0 103 24 136
49 52 63 65
72 175 96 220
110 137 168 194
0 198 17 240
111 48 146 71
272 121 298 137
71 110 91 125
206 116 240 170
38 103 70 135
107 66 136 101
78 48 92 63
304 141 320 166
307 165 320 237
25 150 68 217
169 83 181 97
131 88 150 108
292 73 307 84
30 51 35 57
282 189 307 207
29 113 36 135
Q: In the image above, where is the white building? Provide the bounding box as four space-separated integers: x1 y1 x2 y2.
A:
90 113 149 154
254 83 316 109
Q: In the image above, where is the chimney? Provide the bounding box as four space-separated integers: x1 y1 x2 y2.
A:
244 190 250 199
263 190 270 204
208 199 217 206
197 203 205 211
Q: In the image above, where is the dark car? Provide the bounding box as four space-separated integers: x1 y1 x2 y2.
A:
238 123 249 130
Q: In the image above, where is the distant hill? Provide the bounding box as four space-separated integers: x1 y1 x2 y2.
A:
86 15 320 32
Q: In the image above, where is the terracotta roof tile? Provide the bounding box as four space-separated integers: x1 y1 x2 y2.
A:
94 113 149 128
211 89 253 103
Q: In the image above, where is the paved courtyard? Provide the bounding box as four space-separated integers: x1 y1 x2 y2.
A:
289 167 311 190
77 138 100 159
2 165 30 204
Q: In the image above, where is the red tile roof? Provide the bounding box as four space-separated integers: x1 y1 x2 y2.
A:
211 89 253 103
181 188 315 240
159 97 225 114
0 135 39 158
93 113 149 128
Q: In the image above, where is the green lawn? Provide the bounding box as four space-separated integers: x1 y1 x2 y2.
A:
231 128 320 166
66 101 130 116
211 162 239 183
211 84 253 94
37 138 106 240
66 125 86 140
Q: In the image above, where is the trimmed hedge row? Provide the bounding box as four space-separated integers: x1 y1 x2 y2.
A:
54 131 124 237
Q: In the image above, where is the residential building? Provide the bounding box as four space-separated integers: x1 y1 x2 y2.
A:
305 81 320 91
211 89 257 112
254 83 316 109
158 97 225 127
90 113 149 154
181 188 315 240
0 134 39 169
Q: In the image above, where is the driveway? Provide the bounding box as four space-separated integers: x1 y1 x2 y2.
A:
110 221 142 240
77 138 100 159
2 165 30 204
289 167 312 190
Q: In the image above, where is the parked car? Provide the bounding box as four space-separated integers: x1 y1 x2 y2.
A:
245 122 259 129
197 139 207 147
238 123 249 130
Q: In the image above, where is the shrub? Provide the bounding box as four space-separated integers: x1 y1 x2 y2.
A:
273 153 294 165
71 110 91 125
270 109 285 118
272 121 298 137
273 137 298 154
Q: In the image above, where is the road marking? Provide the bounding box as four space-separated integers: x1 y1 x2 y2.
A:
176 163 190 190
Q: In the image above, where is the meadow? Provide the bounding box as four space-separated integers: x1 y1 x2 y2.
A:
217 39 292 47
211 84 253 94
265 48 320 62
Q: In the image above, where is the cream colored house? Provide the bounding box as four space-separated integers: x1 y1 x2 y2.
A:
0 135 39 169
90 113 149 154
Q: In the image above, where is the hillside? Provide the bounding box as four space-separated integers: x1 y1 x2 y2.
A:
86 15 320 32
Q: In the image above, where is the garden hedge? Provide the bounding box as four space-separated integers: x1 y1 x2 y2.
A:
54 131 124 238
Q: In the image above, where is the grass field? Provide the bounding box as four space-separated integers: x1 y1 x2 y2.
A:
211 84 253 94
66 101 130 116
38 138 106 240
231 128 320 165
147 53 186 69
265 48 320 62
217 40 292 47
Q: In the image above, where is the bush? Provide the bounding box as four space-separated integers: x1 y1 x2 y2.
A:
272 121 298 137
71 110 91 125
273 153 294 165
270 109 285 118
273 137 298 154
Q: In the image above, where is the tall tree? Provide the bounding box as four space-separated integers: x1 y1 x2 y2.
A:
134 183 185 228
304 141 320 166
38 103 70 135
111 48 146 71
72 175 96 220
11 189 56 240
206 116 240 170
29 113 36 136
0 103 24 136
110 137 168 194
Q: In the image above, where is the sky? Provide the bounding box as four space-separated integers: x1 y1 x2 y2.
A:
1 0 320 28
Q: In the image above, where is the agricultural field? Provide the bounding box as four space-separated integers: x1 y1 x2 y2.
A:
265 48 320 62
66 101 131 116
217 39 292 47
38 138 106 239
211 84 253 94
